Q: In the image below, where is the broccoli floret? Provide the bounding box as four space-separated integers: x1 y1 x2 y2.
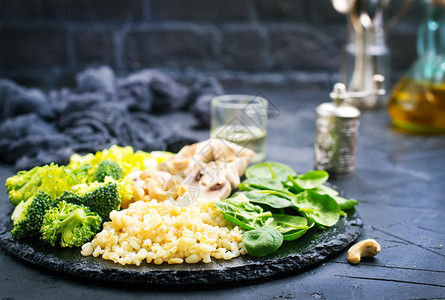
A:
83 182 121 222
64 182 121 222
10 191 53 239
57 191 84 206
6 163 86 206
92 160 123 183
41 201 102 247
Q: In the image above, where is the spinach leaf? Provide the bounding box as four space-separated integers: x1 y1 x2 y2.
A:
267 214 312 241
333 196 359 210
313 184 339 197
213 197 272 230
260 189 295 199
215 160 360 257
292 190 340 227
242 227 283 257
245 162 297 182
241 191 293 209
287 170 329 190
239 177 283 191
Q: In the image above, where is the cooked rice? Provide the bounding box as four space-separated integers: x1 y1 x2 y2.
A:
81 198 246 265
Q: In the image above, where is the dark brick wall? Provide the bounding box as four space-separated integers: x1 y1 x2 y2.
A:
0 0 420 88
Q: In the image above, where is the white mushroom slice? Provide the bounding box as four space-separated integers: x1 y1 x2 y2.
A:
198 178 231 200
230 156 250 176
209 139 247 162
158 139 254 177
175 143 197 158
192 139 254 165
171 158 191 173
156 138 256 201
182 166 203 187
197 162 232 199
215 160 240 189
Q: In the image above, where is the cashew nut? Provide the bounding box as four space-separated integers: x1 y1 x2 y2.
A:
347 239 381 264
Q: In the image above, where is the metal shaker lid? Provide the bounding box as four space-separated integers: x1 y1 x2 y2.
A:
316 102 361 118
316 83 361 119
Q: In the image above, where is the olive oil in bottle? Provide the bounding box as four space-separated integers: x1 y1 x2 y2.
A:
387 0 445 134
388 77 445 133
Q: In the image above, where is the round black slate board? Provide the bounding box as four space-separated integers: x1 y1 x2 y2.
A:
0 201 362 285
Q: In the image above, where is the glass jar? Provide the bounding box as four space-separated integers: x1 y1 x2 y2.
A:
387 0 445 133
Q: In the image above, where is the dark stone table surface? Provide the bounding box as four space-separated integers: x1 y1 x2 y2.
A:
1 85 444 299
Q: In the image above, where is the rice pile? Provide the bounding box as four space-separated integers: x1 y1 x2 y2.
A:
81 198 246 265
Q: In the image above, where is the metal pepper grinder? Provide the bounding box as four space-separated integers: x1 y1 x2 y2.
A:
331 0 411 109
314 74 385 179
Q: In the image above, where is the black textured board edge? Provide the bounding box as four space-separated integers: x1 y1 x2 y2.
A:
0 203 362 285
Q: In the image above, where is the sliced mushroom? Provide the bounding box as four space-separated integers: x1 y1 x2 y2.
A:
156 138 255 201
175 143 197 159
222 162 241 189
229 156 250 176
196 162 232 199
199 178 231 200
159 139 254 176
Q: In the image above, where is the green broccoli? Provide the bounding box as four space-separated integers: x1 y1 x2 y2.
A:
41 201 102 247
10 191 53 239
56 191 84 206
62 182 121 222
92 160 123 182
83 182 121 222
5 163 87 206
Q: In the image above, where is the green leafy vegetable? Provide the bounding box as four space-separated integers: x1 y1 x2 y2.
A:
267 214 312 241
313 184 339 197
245 162 297 182
241 191 293 209
214 161 360 257
242 227 283 257
239 177 284 191
287 170 329 190
40 201 102 248
213 197 272 230
292 190 340 227
333 196 359 210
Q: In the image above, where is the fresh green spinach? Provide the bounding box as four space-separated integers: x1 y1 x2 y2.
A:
267 214 312 241
287 170 329 190
245 162 297 182
292 190 340 227
333 196 359 211
239 177 283 191
242 227 283 257
313 184 339 197
213 197 272 230
241 191 293 209
214 161 359 257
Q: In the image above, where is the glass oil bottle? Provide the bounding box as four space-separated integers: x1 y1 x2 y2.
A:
388 0 445 133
